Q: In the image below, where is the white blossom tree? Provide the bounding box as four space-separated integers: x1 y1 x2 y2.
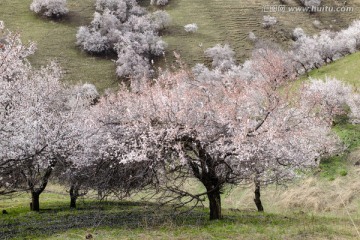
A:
151 0 169 6
300 0 321 9
292 27 305 41
0 24 95 210
204 44 236 71
184 23 198 33
89 47 341 219
302 77 360 124
291 20 360 74
262 15 277 28
30 0 69 18
76 0 168 80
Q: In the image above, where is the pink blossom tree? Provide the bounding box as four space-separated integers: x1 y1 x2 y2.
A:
90 48 341 219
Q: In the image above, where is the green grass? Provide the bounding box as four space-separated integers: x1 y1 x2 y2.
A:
334 124 360 150
1 190 360 239
299 50 360 181
318 124 360 180
319 155 348 180
307 52 360 87
0 0 118 93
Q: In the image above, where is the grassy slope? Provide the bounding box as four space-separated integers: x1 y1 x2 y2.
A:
161 0 360 66
307 52 360 87
304 51 360 179
1 0 360 91
0 0 117 93
1 189 359 239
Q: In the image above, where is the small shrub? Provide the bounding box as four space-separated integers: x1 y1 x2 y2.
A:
150 0 169 6
313 20 321 28
204 44 235 70
248 32 257 42
30 0 68 18
292 27 305 40
300 0 321 8
339 169 348 176
151 10 171 29
184 23 198 33
262 15 277 28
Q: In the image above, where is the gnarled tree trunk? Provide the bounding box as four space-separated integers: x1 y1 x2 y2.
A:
25 163 54 211
254 178 264 212
69 185 79 209
207 189 222 220
31 191 40 211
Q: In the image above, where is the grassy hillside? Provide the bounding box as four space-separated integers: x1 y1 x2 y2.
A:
1 0 360 90
0 0 117 93
161 0 360 66
306 52 360 87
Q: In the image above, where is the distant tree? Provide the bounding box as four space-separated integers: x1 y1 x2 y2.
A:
302 78 360 124
151 10 171 29
316 31 338 63
300 0 321 9
291 20 360 73
291 34 323 73
184 23 198 33
0 25 95 210
77 0 168 80
204 44 236 71
262 15 277 28
30 0 68 18
248 32 257 42
292 27 305 41
313 20 321 28
151 0 169 6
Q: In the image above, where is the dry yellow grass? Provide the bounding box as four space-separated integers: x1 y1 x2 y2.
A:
224 167 360 216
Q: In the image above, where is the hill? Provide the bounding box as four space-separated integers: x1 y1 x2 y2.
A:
1 0 360 91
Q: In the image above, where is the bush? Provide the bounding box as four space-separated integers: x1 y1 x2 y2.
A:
76 0 168 80
184 23 198 33
151 10 171 29
150 0 169 6
262 15 277 28
292 27 305 40
300 0 321 8
204 44 235 70
339 169 348 176
30 0 68 18
248 32 257 42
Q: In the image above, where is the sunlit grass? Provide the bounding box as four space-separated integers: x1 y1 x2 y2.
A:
1 191 360 240
306 52 360 88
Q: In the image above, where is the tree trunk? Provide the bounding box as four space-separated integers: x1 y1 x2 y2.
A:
31 192 40 211
69 185 78 209
25 163 55 212
254 180 264 212
207 190 222 220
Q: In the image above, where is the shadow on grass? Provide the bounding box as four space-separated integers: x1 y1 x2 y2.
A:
0 200 204 239
0 199 296 239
